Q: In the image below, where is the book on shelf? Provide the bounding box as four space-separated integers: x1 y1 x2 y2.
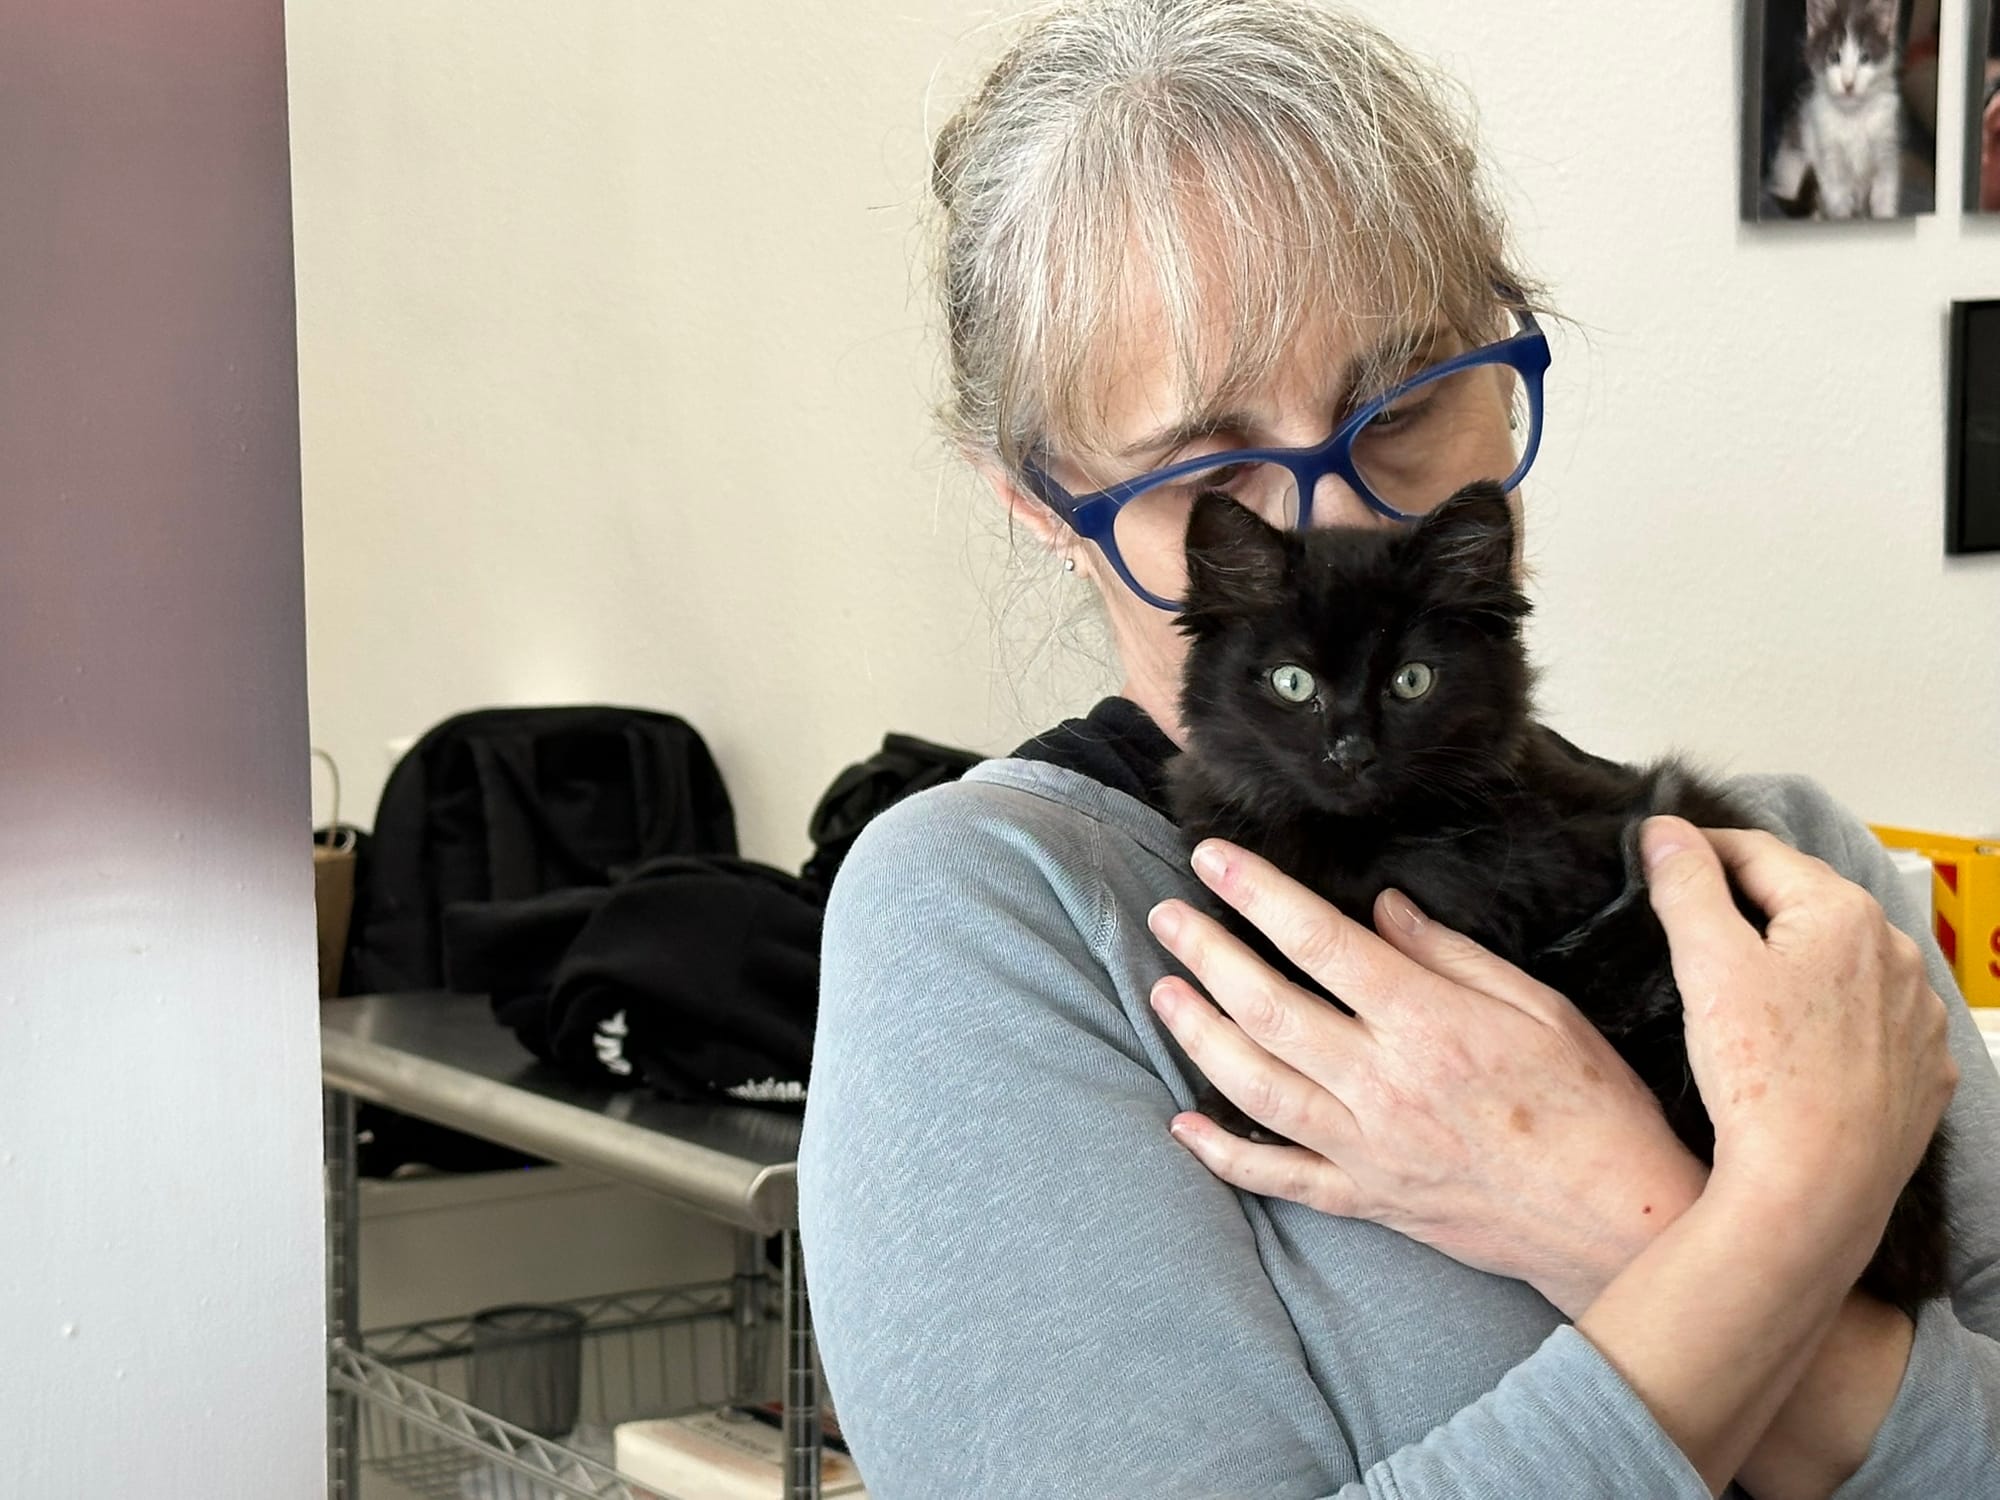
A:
614 1404 867 1499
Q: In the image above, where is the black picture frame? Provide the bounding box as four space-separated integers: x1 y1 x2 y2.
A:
1742 1 1774 222
1947 299 2000 556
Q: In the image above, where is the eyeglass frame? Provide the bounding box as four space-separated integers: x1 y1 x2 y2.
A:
1017 306 1552 612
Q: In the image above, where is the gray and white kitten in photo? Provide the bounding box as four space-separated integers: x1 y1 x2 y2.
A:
1769 0 1904 218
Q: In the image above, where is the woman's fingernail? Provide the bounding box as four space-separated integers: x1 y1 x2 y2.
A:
1191 841 1228 884
1150 979 1181 1021
1382 888 1424 935
1642 817 1689 872
1147 902 1182 943
1168 1116 1198 1148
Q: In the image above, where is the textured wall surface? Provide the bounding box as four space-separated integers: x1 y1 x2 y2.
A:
0 0 324 1493
290 1 2000 867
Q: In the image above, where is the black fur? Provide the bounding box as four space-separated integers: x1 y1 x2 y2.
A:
1167 482 1950 1312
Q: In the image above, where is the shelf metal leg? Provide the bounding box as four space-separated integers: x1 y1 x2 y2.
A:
781 1228 822 1500
732 1230 769 1404
325 1087 361 1500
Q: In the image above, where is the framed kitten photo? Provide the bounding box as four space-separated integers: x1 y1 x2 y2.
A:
1742 0 1942 221
1969 0 2000 213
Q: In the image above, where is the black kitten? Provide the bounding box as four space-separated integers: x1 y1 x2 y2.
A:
1166 482 1950 1313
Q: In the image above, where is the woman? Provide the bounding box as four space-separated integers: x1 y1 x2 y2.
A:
797 2 1999 1495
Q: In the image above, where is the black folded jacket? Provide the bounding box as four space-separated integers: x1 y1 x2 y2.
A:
444 855 824 1105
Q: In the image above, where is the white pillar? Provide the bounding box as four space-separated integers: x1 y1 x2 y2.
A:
0 1 324 1493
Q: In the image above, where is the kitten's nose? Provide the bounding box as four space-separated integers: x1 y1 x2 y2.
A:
1325 734 1376 774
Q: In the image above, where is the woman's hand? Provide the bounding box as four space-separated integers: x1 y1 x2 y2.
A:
1146 840 1706 1317
1640 816 1957 1265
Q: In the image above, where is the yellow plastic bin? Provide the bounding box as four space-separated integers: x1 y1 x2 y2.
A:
1871 825 2000 1008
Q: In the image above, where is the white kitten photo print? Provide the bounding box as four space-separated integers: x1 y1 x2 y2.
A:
1743 0 1941 221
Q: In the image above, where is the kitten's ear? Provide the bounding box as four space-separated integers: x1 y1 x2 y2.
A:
1179 490 1289 629
1409 481 1530 628
1411 481 1516 582
1805 0 1837 30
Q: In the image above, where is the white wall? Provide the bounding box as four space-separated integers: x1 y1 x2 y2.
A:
290 1 2000 868
0 1 325 1495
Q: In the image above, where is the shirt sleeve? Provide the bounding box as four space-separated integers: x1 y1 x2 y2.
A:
1755 779 2000 1499
798 785 1709 1500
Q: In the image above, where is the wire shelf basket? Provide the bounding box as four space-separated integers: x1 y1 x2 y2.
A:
335 1280 775 1500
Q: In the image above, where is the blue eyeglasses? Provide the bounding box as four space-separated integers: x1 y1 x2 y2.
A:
1020 307 1551 611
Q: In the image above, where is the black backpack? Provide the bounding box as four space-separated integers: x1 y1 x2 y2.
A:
340 705 736 1175
342 705 736 998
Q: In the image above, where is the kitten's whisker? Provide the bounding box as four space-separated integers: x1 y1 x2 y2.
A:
1402 744 1526 810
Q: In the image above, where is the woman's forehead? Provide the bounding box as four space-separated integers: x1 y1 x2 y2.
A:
1058 257 1440 478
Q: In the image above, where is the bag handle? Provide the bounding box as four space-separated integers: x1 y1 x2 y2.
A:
312 747 357 853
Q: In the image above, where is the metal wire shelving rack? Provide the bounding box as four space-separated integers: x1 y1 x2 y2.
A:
333 1280 773 1500
324 1066 821 1500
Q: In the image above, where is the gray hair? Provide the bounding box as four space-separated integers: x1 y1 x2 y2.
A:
929 0 1540 477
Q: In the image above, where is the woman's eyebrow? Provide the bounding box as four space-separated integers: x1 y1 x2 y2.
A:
1111 325 1444 465
1114 410 1252 462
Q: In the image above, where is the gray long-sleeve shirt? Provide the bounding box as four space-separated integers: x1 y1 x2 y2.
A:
797 758 2000 1498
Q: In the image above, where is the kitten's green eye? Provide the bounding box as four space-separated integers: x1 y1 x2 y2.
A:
1268 664 1316 703
1389 662 1435 700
